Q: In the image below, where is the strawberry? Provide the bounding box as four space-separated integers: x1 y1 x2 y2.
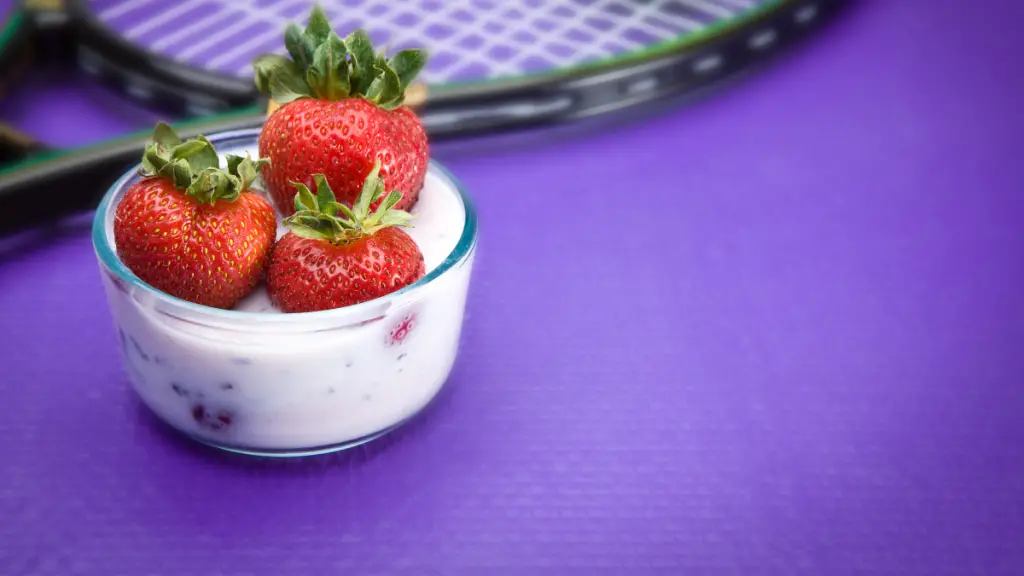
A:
252 5 428 217
267 160 425 313
114 122 277 310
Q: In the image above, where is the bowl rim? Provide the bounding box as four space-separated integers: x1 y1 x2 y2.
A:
91 127 478 327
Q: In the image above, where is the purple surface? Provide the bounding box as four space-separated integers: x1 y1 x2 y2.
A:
2 2 1024 574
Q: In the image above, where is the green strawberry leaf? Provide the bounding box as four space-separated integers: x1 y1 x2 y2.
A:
226 154 244 177
389 49 427 91
280 167 412 244
141 143 171 176
328 202 354 220
171 136 220 173
336 202 356 222
186 171 208 203
304 4 332 45
353 161 383 218
291 181 319 212
138 121 270 200
253 54 290 95
285 23 315 70
378 209 414 228
170 140 206 159
253 54 312 103
188 168 242 205
364 52 403 109
270 70 314 104
192 144 220 173
242 159 268 191
226 154 268 191
345 29 377 95
311 173 339 214
218 174 243 203
169 158 194 191
152 122 181 151
363 53 386 100
253 5 429 105
368 189 402 222
309 32 350 100
209 172 232 203
285 213 339 241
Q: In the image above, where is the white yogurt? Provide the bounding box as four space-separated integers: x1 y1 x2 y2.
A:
96 137 475 455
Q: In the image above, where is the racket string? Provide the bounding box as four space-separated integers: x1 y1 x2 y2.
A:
205 1 323 69
95 0 154 20
379 0 618 80
128 1 240 52
89 0 762 84
121 0 210 40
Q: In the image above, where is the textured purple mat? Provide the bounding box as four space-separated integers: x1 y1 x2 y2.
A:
2 1 1023 574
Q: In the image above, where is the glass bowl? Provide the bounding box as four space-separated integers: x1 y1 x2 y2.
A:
91 128 477 457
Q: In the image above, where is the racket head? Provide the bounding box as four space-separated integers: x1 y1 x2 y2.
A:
68 0 256 116
68 0 840 131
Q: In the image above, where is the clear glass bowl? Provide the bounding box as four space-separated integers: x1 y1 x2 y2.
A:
91 128 477 457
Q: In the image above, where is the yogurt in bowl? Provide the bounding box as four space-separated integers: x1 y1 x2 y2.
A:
92 128 477 457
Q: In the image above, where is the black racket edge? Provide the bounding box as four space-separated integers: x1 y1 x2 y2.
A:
0 6 32 92
0 0 845 237
0 5 48 163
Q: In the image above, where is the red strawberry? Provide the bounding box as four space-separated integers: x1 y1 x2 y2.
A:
114 122 277 310
252 5 428 217
259 98 427 216
267 160 425 313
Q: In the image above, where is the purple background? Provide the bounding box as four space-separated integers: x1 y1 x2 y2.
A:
2 1 1023 574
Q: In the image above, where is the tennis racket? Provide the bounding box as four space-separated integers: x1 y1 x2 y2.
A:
0 0 844 235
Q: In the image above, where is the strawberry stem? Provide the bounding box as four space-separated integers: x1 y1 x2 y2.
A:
281 160 413 244
138 122 270 205
252 4 426 109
